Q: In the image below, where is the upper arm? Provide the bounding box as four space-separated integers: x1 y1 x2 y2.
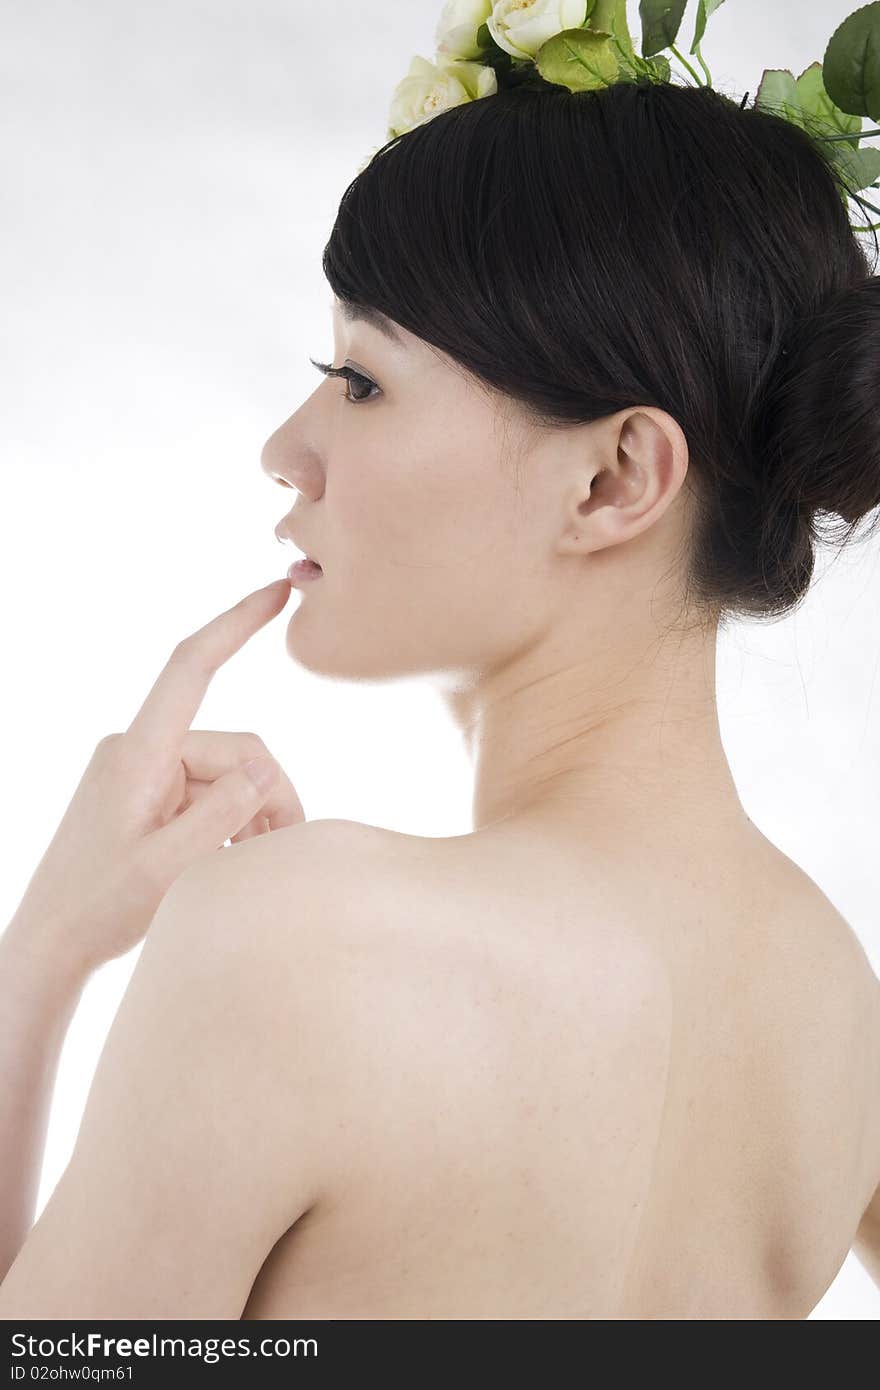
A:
853 970 880 1288
855 1181 880 1288
854 1050 880 1288
0 819 351 1320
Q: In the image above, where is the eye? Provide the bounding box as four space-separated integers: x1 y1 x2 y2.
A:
308 357 381 405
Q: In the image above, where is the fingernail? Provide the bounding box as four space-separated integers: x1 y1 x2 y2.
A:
244 755 278 791
266 578 291 591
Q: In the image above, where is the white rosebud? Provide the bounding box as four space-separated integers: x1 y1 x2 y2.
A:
387 54 498 139
434 0 493 61
487 0 588 62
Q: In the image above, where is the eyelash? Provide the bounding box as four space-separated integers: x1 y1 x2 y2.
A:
308 357 381 405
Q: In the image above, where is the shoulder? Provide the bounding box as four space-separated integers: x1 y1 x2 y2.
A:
168 816 407 939
158 816 415 1010
102 817 416 1225
166 819 672 1176
0 819 415 1318
160 813 429 1137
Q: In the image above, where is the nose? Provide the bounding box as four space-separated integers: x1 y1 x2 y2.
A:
261 435 296 488
260 393 326 500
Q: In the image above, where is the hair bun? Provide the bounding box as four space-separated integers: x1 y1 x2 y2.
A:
755 277 880 537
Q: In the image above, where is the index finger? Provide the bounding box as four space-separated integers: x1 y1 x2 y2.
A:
124 579 291 757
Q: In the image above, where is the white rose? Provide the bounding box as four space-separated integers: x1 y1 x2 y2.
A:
434 0 493 62
387 54 499 139
487 0 588 62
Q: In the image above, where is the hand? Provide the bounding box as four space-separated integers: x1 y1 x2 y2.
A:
10 578 302 975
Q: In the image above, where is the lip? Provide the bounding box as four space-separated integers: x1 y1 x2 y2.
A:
287 559 323 584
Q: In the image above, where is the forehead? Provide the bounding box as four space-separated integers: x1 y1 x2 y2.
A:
333 297 406 349
330 296 464 385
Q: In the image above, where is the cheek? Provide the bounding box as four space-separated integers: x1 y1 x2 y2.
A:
335 448 518 572
287 479 550 683
355 487 546 651
323 417 548 643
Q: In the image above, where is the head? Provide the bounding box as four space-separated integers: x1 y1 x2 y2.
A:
262 78 880 812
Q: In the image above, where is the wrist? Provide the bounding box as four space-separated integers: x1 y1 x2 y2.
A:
2 904 96 998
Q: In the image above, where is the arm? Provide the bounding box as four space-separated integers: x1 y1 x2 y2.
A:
0 824 341 1319
854 1182 880 1287
0 914 90 1284
852 966 880 1289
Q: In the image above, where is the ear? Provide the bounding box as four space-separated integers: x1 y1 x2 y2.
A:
558 407 690 558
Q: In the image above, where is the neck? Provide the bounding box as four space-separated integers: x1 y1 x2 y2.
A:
439 606 743 837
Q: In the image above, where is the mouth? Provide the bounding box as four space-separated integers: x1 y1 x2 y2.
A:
288 558 323 583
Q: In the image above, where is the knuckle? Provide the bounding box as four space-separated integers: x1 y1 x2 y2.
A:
169 636 194 662
95 733 123 753
242 732 268 756
169 637 212 675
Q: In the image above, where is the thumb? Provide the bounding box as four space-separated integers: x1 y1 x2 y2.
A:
153 755 280 877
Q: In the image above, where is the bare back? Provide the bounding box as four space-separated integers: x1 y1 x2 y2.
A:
241 815 880 1320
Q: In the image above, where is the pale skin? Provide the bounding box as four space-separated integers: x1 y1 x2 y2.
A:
1 298 879 1319
275 299 742 836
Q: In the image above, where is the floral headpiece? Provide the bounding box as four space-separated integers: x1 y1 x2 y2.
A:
360 0 880 234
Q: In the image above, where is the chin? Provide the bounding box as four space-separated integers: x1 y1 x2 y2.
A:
283 609 432 685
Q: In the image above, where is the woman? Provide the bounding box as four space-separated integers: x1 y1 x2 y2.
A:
1 77 879 1321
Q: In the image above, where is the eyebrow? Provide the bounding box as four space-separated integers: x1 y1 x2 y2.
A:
337 299 405 348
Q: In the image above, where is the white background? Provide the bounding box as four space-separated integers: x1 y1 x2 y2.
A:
1 0 878 1317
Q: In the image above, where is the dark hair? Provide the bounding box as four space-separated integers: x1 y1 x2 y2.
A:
322 77 880 628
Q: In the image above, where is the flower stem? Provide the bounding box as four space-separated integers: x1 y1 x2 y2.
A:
814 128 880 143
669 44 704 86
692 41 712 87
856 193 880 217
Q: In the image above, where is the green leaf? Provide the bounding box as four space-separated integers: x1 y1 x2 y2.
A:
754 68 803 125
535 27 621 92
756 64 863 161
828 141 880 193
589 1 636 62
645 53 672 82
796 60 863 148
822 2 880 120
754 60 880 218
639 0 688 60
796 61 857 124
854 145 880 190
607 42 661 82
690 0 726 55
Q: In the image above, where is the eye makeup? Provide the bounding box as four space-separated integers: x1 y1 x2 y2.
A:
309 357 380 405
